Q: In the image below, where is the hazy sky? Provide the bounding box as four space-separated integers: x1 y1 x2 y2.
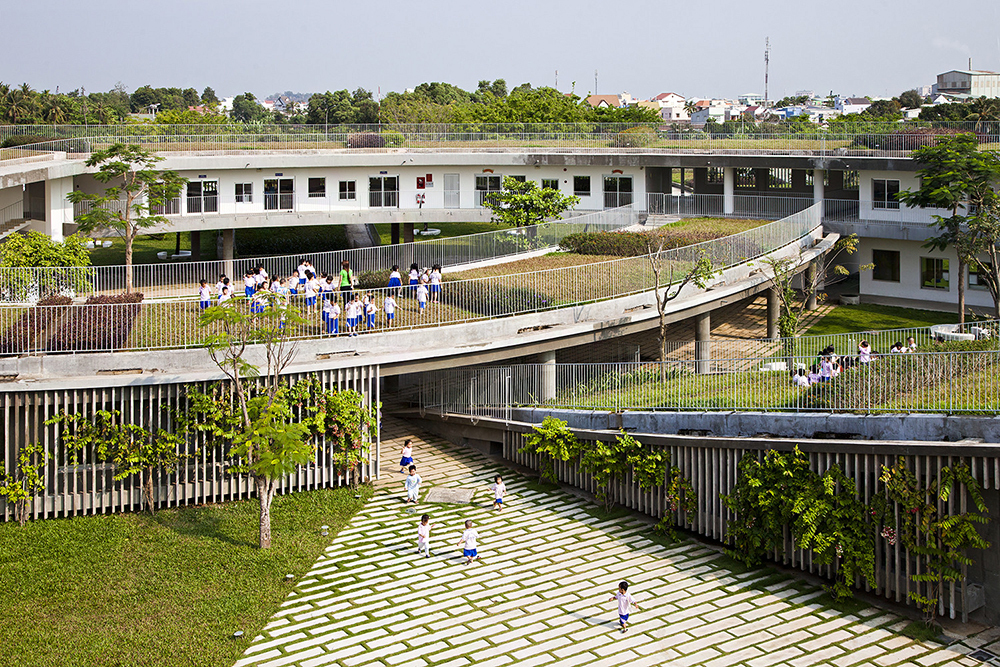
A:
4 0 1000 101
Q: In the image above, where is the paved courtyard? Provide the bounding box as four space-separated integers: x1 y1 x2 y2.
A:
234 417 993 667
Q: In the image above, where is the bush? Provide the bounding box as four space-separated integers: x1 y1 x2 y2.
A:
381 132 406 148
47 293 144 353
1 135 50 149
0 294 72 355
234 225 348 258
355 269 391 290
559 229 732 257
611 126 657 148
850 127 966 151
345 133 385 149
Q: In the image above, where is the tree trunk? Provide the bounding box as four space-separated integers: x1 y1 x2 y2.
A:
958 257 966 325
257 477 275 549
142 467 155 515
16 499 26 527
125 229 135 294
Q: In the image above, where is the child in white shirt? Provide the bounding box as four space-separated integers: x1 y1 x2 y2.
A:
416 284 429 313
610 581 640 633
404 465 421 503
457 519 479 565
198 280 212 310
383 295 397 327
491 474 506 511
218 286 232 305
416 514 435 558
346 296 362 336
366 299 378 329
399 439 414 473
429 264 442 303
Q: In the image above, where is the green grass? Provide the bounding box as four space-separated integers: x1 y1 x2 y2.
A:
803 304 959 337
900 620 946 644
0 485 372 667
86 231 220 266
372 221 514 245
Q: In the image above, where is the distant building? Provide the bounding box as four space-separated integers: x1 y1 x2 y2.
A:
738 93 763 106
651 92 689 121
584 94 623 108
835 96 872 115
935 70 1000 98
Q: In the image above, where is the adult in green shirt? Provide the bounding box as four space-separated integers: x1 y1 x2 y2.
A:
339 259 355 306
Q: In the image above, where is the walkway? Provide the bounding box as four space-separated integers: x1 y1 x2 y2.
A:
234 417 987 667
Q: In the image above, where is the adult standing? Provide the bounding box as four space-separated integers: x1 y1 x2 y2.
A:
339 259 355 306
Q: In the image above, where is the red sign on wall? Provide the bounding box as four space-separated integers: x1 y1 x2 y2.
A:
416 177 426 189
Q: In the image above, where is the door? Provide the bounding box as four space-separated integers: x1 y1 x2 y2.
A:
264 178 294 211
186 180 219 214
475 175 501 207
443 173 460 208
368 176 399 208
603 175 633 209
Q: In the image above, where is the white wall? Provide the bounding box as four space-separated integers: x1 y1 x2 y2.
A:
0 185 21 211
859 238 996 311
857 170 946 223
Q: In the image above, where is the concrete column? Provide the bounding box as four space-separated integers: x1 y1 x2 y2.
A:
767 287 781 339
221 228 234 279
390 222 401 245
403 222 414 244
813 168 825 218
190 230 201 262
805 262 818 311
34 176 72 241
723 167 735 215
695 312 711 375
538 350 556 402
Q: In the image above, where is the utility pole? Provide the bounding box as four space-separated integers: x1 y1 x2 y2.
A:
555 70 558 90
764 37 770 106
595 70 598 95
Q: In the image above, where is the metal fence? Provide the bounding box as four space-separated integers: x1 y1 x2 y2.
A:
475 416 996 621
0 205 820 354
420 351 1000 416
0 207 638 302
4 124 1000 161
0 365 380 522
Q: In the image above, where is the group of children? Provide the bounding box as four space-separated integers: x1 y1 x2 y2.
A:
196 259 444 332
791 336 922 387
398 438 640 632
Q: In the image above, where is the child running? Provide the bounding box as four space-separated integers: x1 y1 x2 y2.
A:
457 519 479 565
610 581 640 633
399 439 414 473
491 474 506 511
404 465 421 503
198 279 212 310
416 514 435 558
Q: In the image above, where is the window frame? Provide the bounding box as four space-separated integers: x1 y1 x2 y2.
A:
573 176 591 197
871 249 900 283
969 262 993 290
308 177 326 198
338 180 356 201
541 178 559 191
872 178 900 210
235 182 253 203
920 256 950 291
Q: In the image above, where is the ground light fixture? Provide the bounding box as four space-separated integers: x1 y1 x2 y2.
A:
232 631 244 639
285 574 294 581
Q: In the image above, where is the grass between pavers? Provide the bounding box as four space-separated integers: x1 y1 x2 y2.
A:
803 303 960 337
0 485 372 667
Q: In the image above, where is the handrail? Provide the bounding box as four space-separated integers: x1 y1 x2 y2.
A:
0 204 820 354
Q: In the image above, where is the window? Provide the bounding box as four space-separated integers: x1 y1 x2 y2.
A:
603 175 634 209
872 179 900 210
573 176 591 196
369 176 399 208
843 170 860 190
921 257 950 290
186 180 218 214
235 182 252 203
264 178 294 211
706 167 724 184
150 189 181 215
770 168 792 189
308 177 326 198
475 174 502 207
508 175 526 183
969 263 993 290
872 249 900 282
541 178 559 191
339 180 356 200
735 168 755 188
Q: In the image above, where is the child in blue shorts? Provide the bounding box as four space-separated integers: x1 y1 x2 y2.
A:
399 439 414 473
610 581 640 633
198 280 211 310
457 519 479 565
491 474 506 512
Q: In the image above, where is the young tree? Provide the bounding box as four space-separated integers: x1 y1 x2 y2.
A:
66 144 186 293
0 442 47 526
485 176 580 228
645 233 719 378
47 409 182 514
898 133 1000 323
190 292 317 548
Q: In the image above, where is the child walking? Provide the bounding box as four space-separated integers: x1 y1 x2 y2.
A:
198 279 212 310
399 439 414 473
491 474 506 511
610 581 640 633
404 465 421 503
416 514 435 558
457 519 479 565
383 294 397 327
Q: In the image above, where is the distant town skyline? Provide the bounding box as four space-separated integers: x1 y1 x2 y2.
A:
3 0 1000 103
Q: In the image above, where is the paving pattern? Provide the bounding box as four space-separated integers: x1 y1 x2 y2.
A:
235 417 988 667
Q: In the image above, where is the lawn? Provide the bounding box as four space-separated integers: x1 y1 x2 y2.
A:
803 304 961 337
658 216 770 236
0 485 372 667
86 231 220 266
372 220 514 245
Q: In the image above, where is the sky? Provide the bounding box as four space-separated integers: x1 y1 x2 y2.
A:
4 0 1000 102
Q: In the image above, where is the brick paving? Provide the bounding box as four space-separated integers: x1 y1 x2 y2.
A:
235 417 986 667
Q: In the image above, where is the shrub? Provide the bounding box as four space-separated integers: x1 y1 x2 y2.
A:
234 225 348 258
47 293 144 352
850 127 965 151
355 269 392 290
346 133 385 149
611 126 657 148
1 135 50 149
381 131 406 148
0 294 73 355
559 229 735 257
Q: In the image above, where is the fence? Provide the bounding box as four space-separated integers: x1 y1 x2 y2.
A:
0 365 380 522
467 415 997 621
0 207 638 302
419 350 1000 417
0 205 819 355
4 124 1000 161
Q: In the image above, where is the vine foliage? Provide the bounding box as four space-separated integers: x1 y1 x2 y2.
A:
0 441 48 526
520 416 580 484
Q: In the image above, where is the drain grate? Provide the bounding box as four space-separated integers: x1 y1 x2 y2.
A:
968 649 997 663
